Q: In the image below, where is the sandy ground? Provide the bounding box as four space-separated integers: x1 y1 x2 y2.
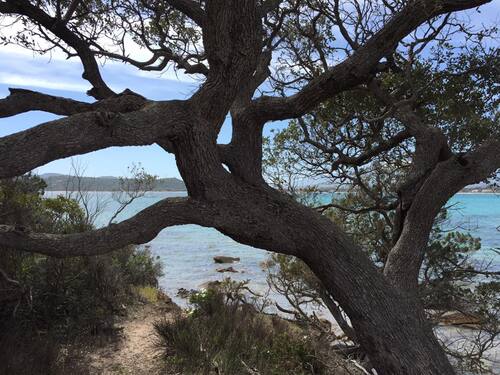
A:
86 303 176 375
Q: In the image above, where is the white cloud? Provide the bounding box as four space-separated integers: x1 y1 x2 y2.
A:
0 46 199 99
0 15 200 85
0 72 89 92
0 46 91 93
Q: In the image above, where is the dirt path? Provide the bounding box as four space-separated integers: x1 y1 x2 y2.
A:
86 303 176 375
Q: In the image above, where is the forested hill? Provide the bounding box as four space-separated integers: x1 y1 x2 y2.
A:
40 173 186 191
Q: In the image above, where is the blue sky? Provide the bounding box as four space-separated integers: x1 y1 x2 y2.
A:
0 2 498 179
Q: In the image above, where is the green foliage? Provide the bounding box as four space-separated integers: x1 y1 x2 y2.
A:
0 174 46 227
123 245 163 287
421 231 481 308
264 254 325 321
264 49 499 194
325 190 397 265
263 188 499 372
156 280 332 375
418 48 499 152
0 174 163 334
1 246 163 333
41 195 91 233
323 183 494 315
134 285 160 304
0 173 164 374
3 0 203 77
447 281 500 373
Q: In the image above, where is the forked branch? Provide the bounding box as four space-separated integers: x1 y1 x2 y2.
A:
384 139 500 290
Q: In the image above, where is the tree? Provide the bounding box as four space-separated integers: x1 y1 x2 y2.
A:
263 45 499 371
0 1 498 373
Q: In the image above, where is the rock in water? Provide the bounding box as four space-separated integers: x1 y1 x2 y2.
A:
216 267 238 273
439 310 481 326
213 255 240 264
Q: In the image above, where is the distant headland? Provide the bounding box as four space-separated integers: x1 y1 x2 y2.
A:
40 173 186 192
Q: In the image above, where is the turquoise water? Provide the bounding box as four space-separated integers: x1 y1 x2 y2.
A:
447 194 500 254
45 192 500 304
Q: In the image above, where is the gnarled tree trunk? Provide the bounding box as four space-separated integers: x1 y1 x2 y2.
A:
1 0 498 374
202 184 456 375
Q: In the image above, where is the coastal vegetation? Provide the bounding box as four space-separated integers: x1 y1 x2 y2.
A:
0 0 499 374
0 175 163 374
156 279 370 375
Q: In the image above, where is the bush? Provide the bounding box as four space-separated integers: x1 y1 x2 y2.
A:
124 245 163 287
0 175 164 374
155 280 355 375
0 175 163 331
0 245 163 333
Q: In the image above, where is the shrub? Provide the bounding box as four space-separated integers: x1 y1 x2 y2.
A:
0 175 164 373
0 175 163 332
123 245 163 287
134 285 161 303
155 279 349 375
0 245 163 334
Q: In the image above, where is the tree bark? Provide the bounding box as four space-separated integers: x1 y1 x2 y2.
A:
384 140 500 291
1 1 497 373
210 185 456 375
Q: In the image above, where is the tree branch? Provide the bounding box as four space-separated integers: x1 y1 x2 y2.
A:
0 88 92 117
0 2 14 13
246 0 491 122
220 52 272 184
0 267 20 287
384 138 500 290
316 201 398 214
0 99 191 178
165 0 206 26
61 0 81 23
0 197 206 257
93 49 209 75
297 116 411 170
0 88 147 118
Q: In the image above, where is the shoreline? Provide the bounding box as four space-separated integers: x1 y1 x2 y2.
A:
44 190 498 195
455 192 499 195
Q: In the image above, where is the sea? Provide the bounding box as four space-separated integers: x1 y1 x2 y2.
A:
44 191 500 306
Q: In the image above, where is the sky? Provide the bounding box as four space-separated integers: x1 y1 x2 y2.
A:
0 2 498 179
